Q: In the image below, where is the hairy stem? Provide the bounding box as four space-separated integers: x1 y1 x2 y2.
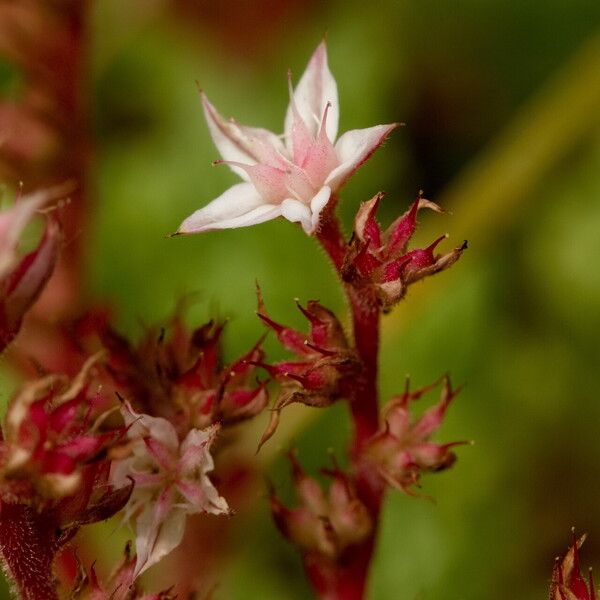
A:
0 503 58 600
315 204 384 599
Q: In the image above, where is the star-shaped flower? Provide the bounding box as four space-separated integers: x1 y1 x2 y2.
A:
176 42 397 235
110 403 229 577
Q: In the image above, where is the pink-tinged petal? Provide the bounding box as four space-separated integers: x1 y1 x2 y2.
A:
284 42 339 143
309 186 332 233
280 198 312 233
326 123 398 191
179 424 218 474
283 164 316 202
285 72 315 166
232 122 289 167
175 478 206 508
216 161 288 203
201 93 286 179
300 104 339 187
176 478 229 515
130 472 165 488
134 495 186 577
144 437 176 472
177 183 281 234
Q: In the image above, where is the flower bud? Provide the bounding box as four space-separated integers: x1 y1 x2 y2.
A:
80 310 268 432
0 187 70 351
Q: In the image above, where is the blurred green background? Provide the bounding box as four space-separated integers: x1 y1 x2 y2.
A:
3 0 600 598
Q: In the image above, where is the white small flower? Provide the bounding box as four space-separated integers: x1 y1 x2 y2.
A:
111 404 228 576
177 42 397 236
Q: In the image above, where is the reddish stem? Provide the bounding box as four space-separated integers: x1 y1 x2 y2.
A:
313 204 385 599
0 502 59 600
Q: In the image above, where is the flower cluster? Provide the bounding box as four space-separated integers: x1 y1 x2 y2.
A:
342 193 467 309
0 358 133 600
0 353 122 502
79 310 268 431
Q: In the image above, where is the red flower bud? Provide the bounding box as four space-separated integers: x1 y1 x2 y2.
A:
0 186 72 351
550 531 597 600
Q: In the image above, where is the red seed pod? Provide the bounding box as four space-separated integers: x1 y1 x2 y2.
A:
343 193 466 309
361 375 466 494
255 289 360 450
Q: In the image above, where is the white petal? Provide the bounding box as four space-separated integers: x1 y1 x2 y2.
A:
134 502 187 577
177 183 281 234
309 186 331 232
280 198 312 233
121 403 179 452
202 93 285 180
284 42 339 144
325 124 398 191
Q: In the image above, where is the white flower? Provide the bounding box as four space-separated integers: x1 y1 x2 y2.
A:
176 42 397 235
111 404 228 577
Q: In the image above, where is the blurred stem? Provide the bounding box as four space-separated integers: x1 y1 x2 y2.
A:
388 33 600 332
